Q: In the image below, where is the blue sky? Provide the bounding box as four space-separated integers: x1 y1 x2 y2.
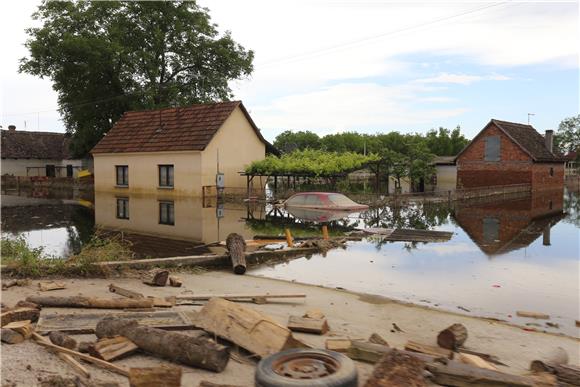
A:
1 1 578 142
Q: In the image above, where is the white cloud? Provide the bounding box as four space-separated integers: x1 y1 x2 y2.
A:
415 73 511 85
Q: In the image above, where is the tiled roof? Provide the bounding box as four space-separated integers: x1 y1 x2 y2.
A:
491 119 562 162
1 130 73 160
91 101 271 154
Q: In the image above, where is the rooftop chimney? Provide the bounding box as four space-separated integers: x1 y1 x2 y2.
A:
8 125 16 132
544 130 554 153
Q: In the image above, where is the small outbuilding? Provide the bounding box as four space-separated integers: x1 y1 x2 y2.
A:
455 119 565 190
91 101 271 197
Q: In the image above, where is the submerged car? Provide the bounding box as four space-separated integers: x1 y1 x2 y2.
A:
282 192 369 212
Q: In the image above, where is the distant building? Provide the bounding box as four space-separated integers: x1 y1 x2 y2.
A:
91 101 271 197
428 156 457 192
1 125 83 177
456 119 565 190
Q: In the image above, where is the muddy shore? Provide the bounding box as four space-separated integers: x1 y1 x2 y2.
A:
2 271 578 386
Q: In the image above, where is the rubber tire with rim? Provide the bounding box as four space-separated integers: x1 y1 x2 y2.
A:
255 348 358 387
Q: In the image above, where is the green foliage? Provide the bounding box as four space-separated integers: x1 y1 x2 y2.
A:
273 130 321 153
424 126 469 156
20 1 254 157
246 149 380 176
555 115 580 156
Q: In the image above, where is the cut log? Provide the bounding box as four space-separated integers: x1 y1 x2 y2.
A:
168 276 182 287
405 340 452 358
129 366 181 387
96 317 229 372
325 338 353 352
108 284 144 299
457 352 498 371
1 328 24 344
517 311 550 319
141 269 169 286
346 341 437 364
287 316 329 335
3 320 33 339
191 297 306 358
39 281 67 292
530 362 580 385
226 233 247 275
368 333 389 346
33 332 90 379
437 323 468 350
49 331 78 350
2 279 29 290
1 307 40 326
364 349 427 387
426 361 534 387
175 293 306 302
32 332 129 377
78 341 94 353
89 336 138 362
26 295 154 309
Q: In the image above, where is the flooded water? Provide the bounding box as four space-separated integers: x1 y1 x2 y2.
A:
2 188 578 335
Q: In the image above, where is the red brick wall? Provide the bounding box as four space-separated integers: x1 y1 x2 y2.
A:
457 123 563 190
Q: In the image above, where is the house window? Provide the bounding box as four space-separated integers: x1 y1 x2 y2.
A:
159 165 174 188
549 167 554 176
116 198 129 219
159 201 175 225
484 136 500 161
482 217 499 243
116 165 128 186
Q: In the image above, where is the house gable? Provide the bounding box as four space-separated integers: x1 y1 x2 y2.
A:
456 122 531 163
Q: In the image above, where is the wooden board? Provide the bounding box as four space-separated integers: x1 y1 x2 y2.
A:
35 310 194 334
287 316 329 334
90 336 138 362
405 340 452 358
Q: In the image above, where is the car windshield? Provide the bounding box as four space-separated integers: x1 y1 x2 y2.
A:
286 195 307 206
328 194 358 206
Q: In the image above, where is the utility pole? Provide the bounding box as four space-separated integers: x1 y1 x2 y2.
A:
527 113 535 125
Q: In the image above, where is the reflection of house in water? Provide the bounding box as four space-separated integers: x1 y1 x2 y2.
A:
453 190 564 256
95 192 256 258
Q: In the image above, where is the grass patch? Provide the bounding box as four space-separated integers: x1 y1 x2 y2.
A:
1 233 134 278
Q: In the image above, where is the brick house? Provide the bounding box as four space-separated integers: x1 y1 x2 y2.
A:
455 119 565 189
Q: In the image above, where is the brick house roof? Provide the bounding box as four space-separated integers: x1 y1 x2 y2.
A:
1 130 73 160
456 119 564 163
91 101 275 154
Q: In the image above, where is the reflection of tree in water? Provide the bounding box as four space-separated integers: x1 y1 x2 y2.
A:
563 189 579 227
65 207 95 255
360 202 454 250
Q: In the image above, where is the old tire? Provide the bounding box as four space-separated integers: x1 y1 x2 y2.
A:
255 349 358 387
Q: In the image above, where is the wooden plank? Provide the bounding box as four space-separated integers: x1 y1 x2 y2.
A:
3 320 32 339
325 338 352 352
129 367 181 387
176 293 306 302
191 298 307 358
405 340 452 358
33 332 90 379
32 332 129 377
89 336 138 362
108 284 144 299
1 307 40 327
287 316 329 334
38 281 66 292
35 310 195 334
517 311 550 319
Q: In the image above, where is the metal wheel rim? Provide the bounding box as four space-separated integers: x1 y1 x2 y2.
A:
272 352 340 380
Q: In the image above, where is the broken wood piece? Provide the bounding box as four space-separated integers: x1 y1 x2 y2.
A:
90 336 138 362
303 309 325 319
191 297 306 358
426 361 534 387
364 349 427 387
49 331 78 349
2 279 29 290
1 307 40 327
456 348 507 366
346 341 437 364
168 276 182 287
405 340 452 358
147 297 174 308
129 366 181 387
32 331 91 379
457 352 498 371
517 311 550 319
141 269 169 287
198 382 245 387
530 362 580 386
38 281 66 292
3 320 33 339
1 328 24 344
325 338 352 353
96 317 229 372
15 300 41 310
368 332 388 346
437 323 468 350
26 295 154 309
226 233 247 275
175 293 306 302
108 284 144 299
32 331 129 377
287 315 329 335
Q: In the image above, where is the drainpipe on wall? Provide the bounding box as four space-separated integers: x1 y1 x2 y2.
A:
545 130 554 153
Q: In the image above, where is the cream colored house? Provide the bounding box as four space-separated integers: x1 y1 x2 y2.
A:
91 101 271 197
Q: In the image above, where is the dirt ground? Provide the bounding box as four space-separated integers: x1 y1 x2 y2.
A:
1 271 578 386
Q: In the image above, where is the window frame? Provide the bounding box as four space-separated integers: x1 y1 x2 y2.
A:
158 164 174 188
484 136 501 162
115 165 129 187
116 197 129 220
159 201 175 225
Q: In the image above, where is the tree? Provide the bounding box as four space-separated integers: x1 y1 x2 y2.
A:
555 115 580 157
273 130 321 154
20 1 254 157
424 126 469 156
